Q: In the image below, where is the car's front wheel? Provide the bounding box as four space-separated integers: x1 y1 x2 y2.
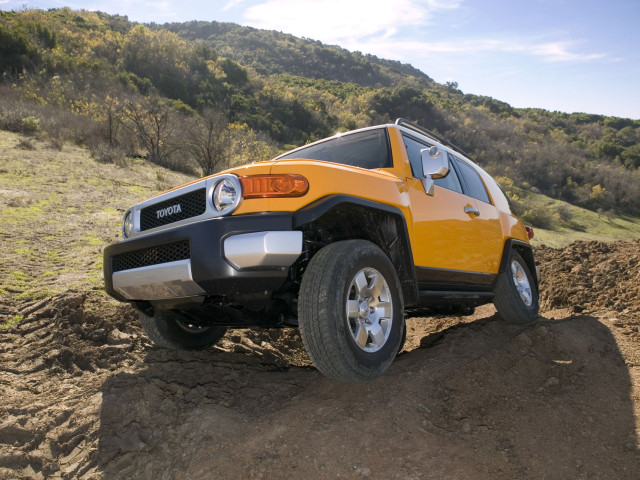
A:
139 309 227 350
494 250 539 324
298 240 405 382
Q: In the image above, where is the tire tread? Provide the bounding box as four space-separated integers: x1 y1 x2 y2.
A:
494 251 539 324
298 240 403 382
139 310 227 350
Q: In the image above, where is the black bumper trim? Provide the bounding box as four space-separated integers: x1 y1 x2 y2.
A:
104 212 295 303
112 239 191 272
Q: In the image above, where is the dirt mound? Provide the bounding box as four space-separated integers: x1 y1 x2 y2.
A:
536 240 640 316
1 242 640 479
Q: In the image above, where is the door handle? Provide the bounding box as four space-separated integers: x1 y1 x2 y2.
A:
464 206 480 217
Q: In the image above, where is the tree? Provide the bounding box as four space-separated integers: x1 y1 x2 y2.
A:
187 108 230 175
620 144 640 169
98 95 124 146
445 81 459 92
121 96 183 167
227 122 280 167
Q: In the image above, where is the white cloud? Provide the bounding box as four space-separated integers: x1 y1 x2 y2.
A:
142 1 174 17
244 0 460 45
241 0 603 67
528 41 605 62
334 36 605 66
223 0 245 11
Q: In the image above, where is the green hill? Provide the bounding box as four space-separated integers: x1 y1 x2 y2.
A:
161 20 434 87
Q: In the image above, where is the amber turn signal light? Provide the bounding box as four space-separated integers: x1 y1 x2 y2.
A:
240 174 309 198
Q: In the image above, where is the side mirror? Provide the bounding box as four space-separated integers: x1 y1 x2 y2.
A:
420 147 449 196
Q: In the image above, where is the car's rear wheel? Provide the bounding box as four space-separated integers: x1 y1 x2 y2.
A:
494 250 539 324
139 309 227 349
298 240 405 382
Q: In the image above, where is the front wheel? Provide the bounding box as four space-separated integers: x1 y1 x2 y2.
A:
493 250 539 324
298 240 405 382
139 309 227 350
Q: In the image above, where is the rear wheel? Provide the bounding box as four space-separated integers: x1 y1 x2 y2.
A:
494 251 539 324
298 240 405 382
139 309 227 350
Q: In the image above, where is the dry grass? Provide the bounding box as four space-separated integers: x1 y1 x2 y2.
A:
0 131 194 304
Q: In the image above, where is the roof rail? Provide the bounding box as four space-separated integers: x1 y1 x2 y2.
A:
394 118 470 158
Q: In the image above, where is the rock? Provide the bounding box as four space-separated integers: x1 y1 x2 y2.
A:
107 328 131 345
534 325 549 338
462 420 472 434
544 377 560 388
516 332 533 346
355 466 371 477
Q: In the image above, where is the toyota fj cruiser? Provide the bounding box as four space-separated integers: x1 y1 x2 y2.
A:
103 118 539 382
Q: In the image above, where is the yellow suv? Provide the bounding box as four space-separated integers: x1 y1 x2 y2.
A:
104 118 539 382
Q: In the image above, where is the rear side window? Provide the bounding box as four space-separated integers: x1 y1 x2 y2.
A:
450 155 491 204
278 128 392 169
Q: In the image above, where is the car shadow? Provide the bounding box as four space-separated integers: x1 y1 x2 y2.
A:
95 313 639 479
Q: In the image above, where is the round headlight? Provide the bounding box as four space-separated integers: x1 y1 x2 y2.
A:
123 211 134 238
213 178 238 212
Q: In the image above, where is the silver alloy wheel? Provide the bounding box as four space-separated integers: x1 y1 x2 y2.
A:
345 267 393 352
511 259 533 307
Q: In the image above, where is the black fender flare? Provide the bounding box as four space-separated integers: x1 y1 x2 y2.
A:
293 195 419 305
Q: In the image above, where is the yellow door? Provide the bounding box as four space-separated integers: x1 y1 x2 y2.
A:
399 131 503 278
407 178 497 273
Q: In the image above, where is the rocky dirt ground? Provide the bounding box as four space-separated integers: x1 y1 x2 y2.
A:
1 241 639 480
1 133 639 479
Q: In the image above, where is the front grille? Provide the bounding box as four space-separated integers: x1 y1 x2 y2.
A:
112 240 190 272
140 188 206 231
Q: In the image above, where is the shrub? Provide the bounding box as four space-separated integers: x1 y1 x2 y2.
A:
20 116 40 134
554 204 572 222
47 137 64 151
90 141 129 168
520 207 555 230
17 138 36 150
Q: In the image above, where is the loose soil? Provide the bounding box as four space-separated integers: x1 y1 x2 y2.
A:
1 132 639 479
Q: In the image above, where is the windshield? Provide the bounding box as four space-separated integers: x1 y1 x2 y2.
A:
277 128 392 169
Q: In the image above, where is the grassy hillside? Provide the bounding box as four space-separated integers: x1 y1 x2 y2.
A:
497 177 640 247
528 202 640 248
0 130 194 307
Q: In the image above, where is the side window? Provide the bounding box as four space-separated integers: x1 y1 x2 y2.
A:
402 133 430 178
434 159 463 193
450 155 491 204
402 134 462 194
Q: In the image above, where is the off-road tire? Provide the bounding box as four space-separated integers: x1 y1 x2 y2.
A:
494 250 539 324
139 310 227 350
298 240 405 382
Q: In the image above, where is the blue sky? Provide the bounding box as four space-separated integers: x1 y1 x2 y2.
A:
2 0 639 119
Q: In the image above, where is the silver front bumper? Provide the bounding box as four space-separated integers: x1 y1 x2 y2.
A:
112 259 206 301
223 231 303 270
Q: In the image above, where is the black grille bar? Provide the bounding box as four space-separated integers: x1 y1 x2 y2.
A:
140 188 207 231
112 240 190 272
